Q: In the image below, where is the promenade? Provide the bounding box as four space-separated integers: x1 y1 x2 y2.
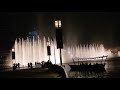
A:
0 67 63 78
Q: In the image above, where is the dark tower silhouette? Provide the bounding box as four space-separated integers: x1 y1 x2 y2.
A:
47 45 51 55
55 28 63 49
12 49 15 59
55 20 63 66
47 40 51 61
12 48 15 71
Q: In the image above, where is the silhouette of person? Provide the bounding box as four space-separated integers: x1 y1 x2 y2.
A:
18 63 20 68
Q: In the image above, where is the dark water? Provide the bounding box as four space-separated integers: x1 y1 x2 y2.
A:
68 57 120 78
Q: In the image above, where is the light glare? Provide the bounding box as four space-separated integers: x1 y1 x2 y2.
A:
12 48 15 52
55 21 59 28
55 20 62 28
59 20 62 27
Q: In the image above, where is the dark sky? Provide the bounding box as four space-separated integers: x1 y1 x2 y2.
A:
0 12 120 50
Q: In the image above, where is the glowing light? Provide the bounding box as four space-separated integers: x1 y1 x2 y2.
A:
55 21 59 28
55 20 62 28
59 20 62 27
12 48 15 52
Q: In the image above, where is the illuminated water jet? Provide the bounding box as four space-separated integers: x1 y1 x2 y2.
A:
67 44 113 60
5 35 114 67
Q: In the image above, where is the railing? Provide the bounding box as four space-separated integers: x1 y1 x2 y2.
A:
71 55 108 66
68 56 107 72
72 55 107 61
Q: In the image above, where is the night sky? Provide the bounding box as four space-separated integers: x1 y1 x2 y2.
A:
0 12 120 51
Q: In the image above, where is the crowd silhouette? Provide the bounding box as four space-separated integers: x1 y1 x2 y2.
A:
68 62 106 73
13 63 20 70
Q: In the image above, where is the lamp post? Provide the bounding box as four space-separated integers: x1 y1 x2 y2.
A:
47 39 51 61
12 48 15 60
12 48 15 67
55 20 63 66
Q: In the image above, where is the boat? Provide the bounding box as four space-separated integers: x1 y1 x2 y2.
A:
68 56 107 72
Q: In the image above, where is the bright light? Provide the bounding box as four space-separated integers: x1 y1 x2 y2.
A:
59 20 62 27
47 41 50 46
6 36 113 67
55 20 62 28
55 21 59 28
12 48 15 52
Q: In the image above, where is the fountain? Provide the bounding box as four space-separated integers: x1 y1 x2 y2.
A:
13 36 62 67
67 44 113 61
5 35 114 67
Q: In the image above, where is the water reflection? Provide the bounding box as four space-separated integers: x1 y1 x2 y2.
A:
68 57 120 78
69 71 107 78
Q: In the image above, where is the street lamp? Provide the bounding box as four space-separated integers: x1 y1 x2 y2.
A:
55 20 63 66
55 20 62 28
12 48 15 68
12 48 15 52
12 48 15 60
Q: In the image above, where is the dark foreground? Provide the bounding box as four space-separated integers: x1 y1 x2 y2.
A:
0 68 61 78
1 57 120 78
0 64 67 78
